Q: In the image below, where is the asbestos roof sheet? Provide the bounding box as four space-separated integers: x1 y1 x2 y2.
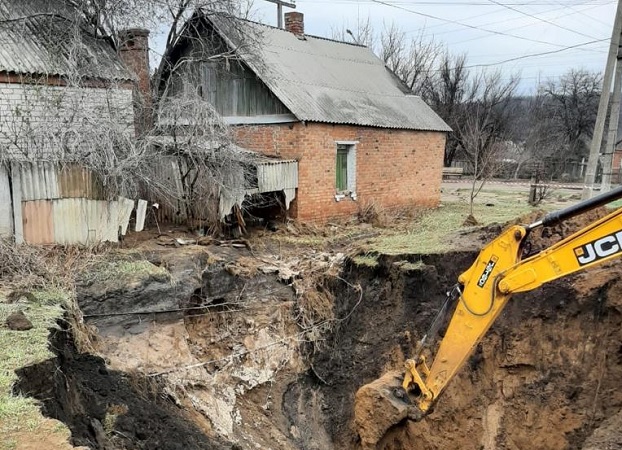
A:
0 0 134 81
211 17 451 132
148 135 297 164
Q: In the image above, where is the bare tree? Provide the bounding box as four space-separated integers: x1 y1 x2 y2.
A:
330 16 375 47
332 20 442 96
151 83 257 223
542 68 601 178
423 52 473 167
1 0 259 229
456 71 519 216
379 25 442 94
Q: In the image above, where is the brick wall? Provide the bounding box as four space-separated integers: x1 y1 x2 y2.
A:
118 28 151 134
235 122 446 222
0 82 134 159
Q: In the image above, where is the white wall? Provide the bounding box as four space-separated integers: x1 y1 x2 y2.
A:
0 83 134 161
0 82 135 242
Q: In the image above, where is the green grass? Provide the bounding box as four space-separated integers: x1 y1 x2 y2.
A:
0 289 69 438
607 198 622 210
394 260 427 271
351 254 380 268
81 258 170 285
366 200 537 255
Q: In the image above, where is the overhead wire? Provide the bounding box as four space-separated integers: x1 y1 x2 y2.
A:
359 0 612 70
369 0 607 50
461 38 608 68
298 0 613 4
485 0 603 40
548 0 613 26
417 2 607 41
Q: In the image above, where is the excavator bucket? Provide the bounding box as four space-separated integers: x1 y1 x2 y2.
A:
354 370 424 449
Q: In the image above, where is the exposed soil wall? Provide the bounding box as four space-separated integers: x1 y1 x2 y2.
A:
12 224 622 450
14 323 232 450
284 252 478 447
292 241 622 449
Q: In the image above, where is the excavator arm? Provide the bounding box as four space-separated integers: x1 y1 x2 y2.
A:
403 185 622 417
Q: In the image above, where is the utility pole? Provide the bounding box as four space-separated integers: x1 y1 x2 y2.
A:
583 0 622 199
600 40 622 192
262 0 296 29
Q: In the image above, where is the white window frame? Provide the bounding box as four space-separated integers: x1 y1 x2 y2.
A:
335 141 358 201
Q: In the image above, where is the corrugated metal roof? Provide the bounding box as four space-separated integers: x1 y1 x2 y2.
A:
210 17 451 132
22 200 54 244
256 161 297 193
16 162 106 201
0 0 134 81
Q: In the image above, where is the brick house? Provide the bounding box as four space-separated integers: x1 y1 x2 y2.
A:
160 11 450 222
0 0 141 243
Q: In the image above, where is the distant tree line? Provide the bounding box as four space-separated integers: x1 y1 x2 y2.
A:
334 20 603 183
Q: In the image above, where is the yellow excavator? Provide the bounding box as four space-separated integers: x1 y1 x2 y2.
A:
355 185 622 447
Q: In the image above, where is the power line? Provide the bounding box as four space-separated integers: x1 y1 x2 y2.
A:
369 0 607 49
547 0 613 26
416 2 605 39
486 0 602 39
462 37 608 69
299 0 613 4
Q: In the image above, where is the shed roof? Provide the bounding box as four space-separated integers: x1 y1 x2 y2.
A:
0 0 134 81
208 16 450 132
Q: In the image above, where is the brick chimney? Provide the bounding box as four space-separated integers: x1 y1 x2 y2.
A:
284 12 304 36
118 28 151 134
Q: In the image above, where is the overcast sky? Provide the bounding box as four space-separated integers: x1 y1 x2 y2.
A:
246 0 616 93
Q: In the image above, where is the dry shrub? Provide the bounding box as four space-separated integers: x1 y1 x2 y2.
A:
0 238 106 353
358 200 388 227
0 239 48 289
287 220 323 237
0 239 108 290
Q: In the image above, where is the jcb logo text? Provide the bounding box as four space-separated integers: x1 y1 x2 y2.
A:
574 231 622 266
477 256 499 288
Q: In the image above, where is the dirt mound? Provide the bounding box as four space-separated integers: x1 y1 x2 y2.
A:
581 409 622 450
354 371 416 449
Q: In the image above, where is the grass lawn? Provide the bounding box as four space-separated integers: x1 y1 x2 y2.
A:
0 289 71 450
362 184 622 256
365 199 537 255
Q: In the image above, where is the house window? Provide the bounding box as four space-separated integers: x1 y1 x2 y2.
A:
335 142 357 200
